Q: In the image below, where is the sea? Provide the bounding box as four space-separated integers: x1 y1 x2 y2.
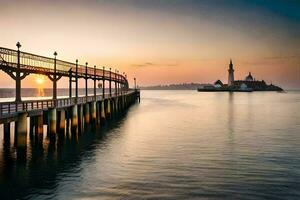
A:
0 89 299 199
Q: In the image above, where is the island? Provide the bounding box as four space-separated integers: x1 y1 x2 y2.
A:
198 59 283 92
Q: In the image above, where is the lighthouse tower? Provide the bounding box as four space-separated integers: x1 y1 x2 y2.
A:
228 59 235 86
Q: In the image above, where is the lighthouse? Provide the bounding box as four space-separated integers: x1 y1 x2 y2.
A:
228 59 235 86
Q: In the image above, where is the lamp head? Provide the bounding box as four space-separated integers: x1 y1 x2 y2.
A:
16 42 22 49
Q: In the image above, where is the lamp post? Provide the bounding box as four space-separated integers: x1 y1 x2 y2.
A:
102 66 105 99
117 70 119 96
94 65 96 99
125 74 127 91
109 67 112 97
134 78 136 90
115 69 117 96
123 72 125 94
53 51 57 101
75 59 78 101
15 42 22 102
85 62 88 98
123 72 126 93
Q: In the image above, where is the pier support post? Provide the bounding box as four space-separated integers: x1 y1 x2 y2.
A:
78 104 83 133
96 101 101 127
90 101 96 124
35 115 43 135
111 99 115 118
29 117 35 138
57 110 65 134
34 115 44 146
84 103 90 129
4 122 11 144
71 105 78 134
101 100 106 124
15 112 28 145
115 98 119 115
106 99 111 120
48 108 57 141
15 42 22 102
15 112 28 161
65 109 70 136
53 52 58 102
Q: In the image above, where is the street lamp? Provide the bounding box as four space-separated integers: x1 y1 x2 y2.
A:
16 42 21 50
134 78 136 90
85 62 88 98
15 42 22 102
109 67 112 97
53 51 58 101
102 66 105 99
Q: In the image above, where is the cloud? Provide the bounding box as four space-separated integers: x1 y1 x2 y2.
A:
132 62 179 67
132 62 154 67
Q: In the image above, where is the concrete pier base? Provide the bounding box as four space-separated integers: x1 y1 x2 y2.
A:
90 102 96 124
35 116 43 134
15 112 28 161
57 110 66 134
65 109 70 136
15 112 28 147
114 98 118 115
48 108 57 141
71 105 78 134
34 115 44 146
84 103 90 129
4 122 10 141
96 101 101 127
101 101 106 124
111 99 115 118
106 99 111 120
29 117 35 138
78 104 83 133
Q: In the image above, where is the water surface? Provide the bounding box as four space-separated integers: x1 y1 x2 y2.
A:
0 90 300 199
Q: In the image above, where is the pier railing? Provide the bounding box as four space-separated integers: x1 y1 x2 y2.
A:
0 91 133 119
0 47 127 83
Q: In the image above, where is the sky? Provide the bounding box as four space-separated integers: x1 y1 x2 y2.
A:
0 0 299 89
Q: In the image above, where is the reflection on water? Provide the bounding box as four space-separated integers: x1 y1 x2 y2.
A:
0 90 300 199
36 88 45 97
0 111 127 199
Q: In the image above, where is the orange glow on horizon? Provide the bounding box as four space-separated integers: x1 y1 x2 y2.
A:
35 75 45 86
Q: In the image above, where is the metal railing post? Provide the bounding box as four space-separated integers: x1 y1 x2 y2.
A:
102 66 105 99
85 62 88 99
94 65 96 100
109 68 112 97
15 42 22 102
53 51 57 104
75 59 78 102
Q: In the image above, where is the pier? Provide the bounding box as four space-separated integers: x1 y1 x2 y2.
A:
0 42 140 155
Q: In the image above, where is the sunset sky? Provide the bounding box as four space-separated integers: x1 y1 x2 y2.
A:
0 0 299 89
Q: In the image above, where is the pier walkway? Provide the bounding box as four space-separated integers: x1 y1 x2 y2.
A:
0 43 140 149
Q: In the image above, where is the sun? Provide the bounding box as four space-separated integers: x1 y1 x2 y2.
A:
35 75 45 85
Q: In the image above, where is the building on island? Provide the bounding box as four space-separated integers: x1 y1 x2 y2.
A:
198 59 283 92
214 80 223 88
228 59 234 86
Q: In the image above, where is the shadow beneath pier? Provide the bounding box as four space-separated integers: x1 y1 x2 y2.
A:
0 106 134 199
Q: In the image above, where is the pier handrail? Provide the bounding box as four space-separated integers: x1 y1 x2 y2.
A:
0 90 134 119
0 47 127 84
